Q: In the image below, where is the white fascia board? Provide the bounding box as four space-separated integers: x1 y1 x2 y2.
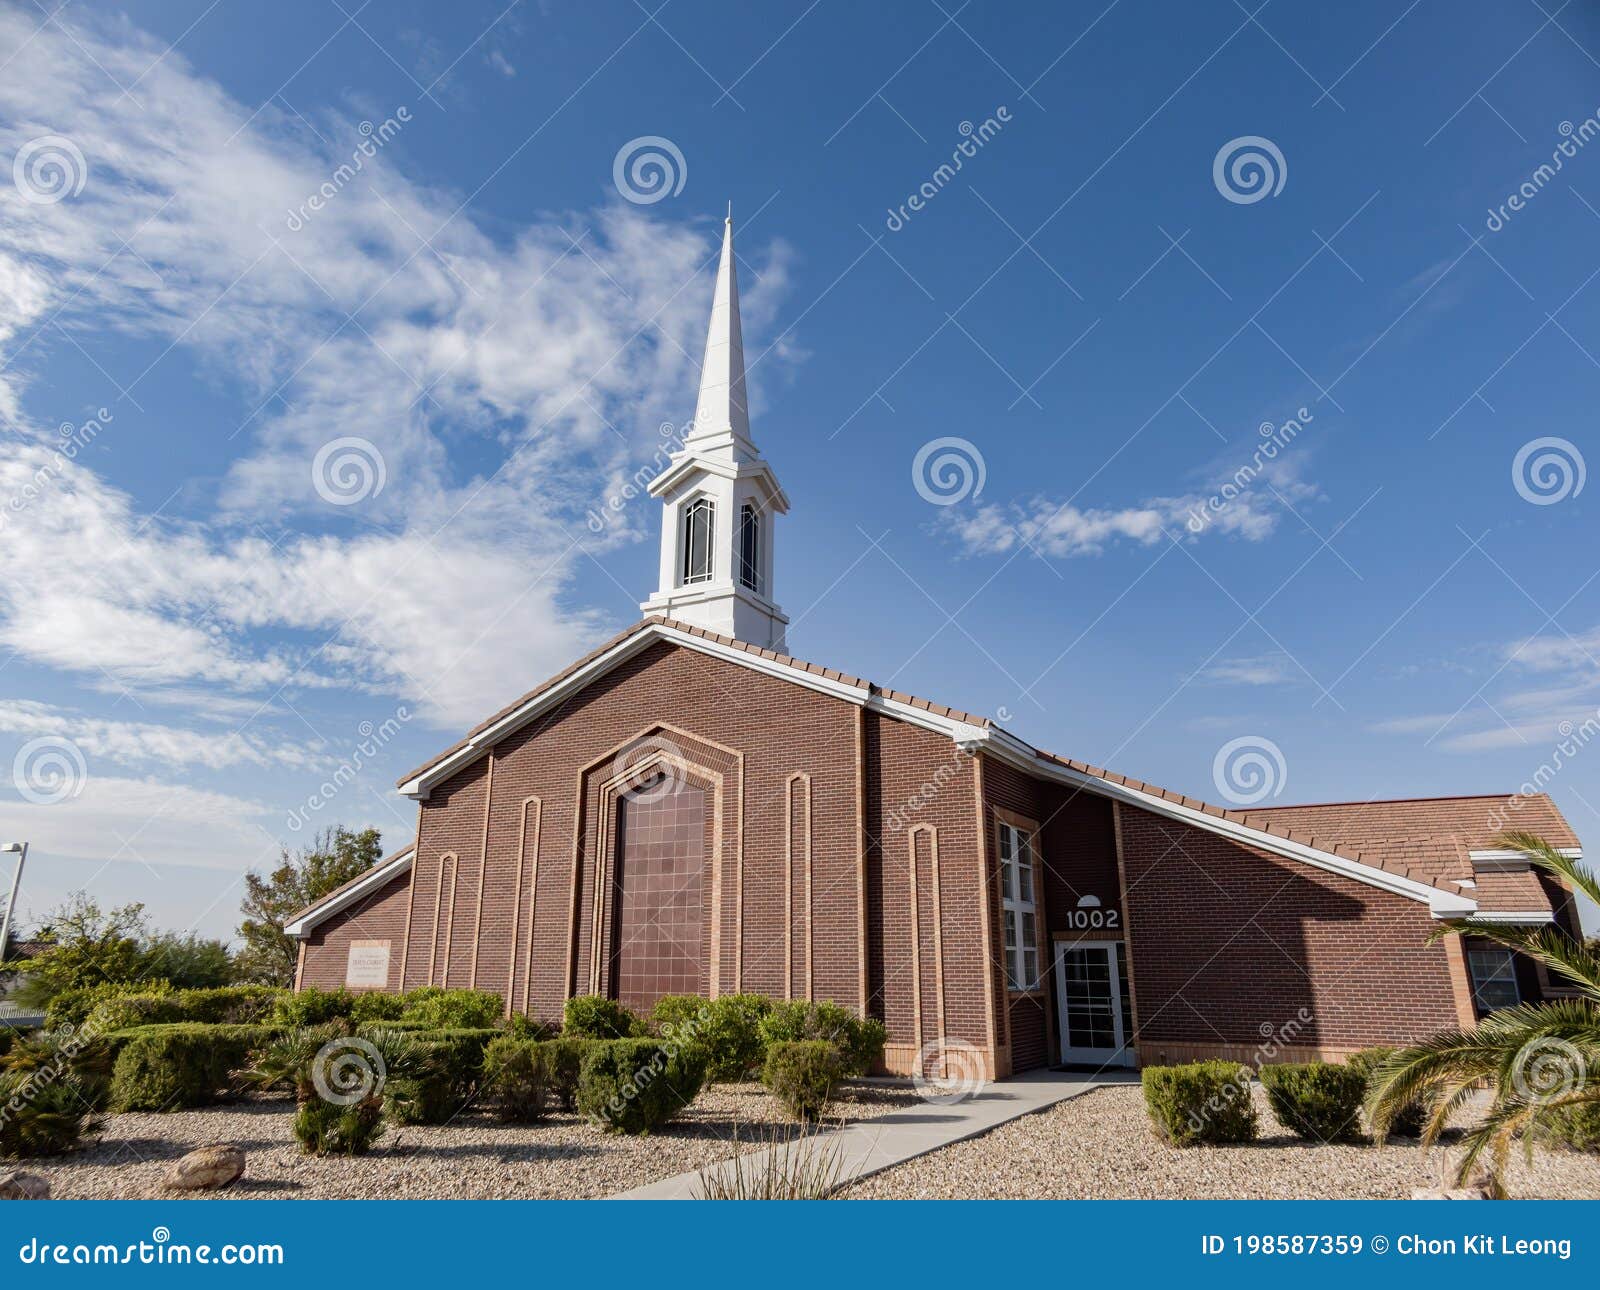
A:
285 850 414 938
868 693 987 743
1469 848 1582 863
1469 910 1557 924
402 624 869 799
956 727 1477 918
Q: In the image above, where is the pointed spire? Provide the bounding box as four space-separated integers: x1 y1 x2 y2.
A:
690 210 751 445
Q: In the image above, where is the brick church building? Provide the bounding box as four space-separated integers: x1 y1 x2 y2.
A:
288 214 1584 1078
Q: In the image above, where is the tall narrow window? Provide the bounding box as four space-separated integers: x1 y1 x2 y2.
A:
998 820 1039 991
738 503 761 593
1468 947 1521 1015
681 497 714 585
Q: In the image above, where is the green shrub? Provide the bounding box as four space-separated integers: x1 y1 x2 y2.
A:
1259 1062 1367 1143
1346 1046 1428 1139
2 1027 115 1112
353 1018 433 1035
348 992 406 1023
379 1028 497 1126
247 1024 351 1103
763 1040 844 1122
400 987 504 1030
0 1071 100 1157
482 1036 551 1122
563 994 644 1039
577 1038 706 1134
85 985 282 1033
1545 1101 1600 1152
107 1024 273 1112
45 979 173 1030
271 987 355 1027
0 1029 12 1059
293 1096 384 1156
542 1037 593 1111
758 1000 885 1077
653 993 772 1082
1142 1061 1258 1146
505 1013 559 1042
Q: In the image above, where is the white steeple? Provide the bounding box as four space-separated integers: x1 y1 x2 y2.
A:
640 211 789 651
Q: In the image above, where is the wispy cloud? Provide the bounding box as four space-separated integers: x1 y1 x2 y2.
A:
0 700 319 772
1203 653 1300 686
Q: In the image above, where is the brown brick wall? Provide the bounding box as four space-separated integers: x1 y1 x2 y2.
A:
1117 804 1461 1060
299 868 413 992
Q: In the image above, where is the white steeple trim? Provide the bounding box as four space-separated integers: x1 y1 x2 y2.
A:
641 211 789 650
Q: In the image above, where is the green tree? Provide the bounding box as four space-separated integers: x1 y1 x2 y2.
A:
236 827 382 986
141 931 235 988
1368 833 1600 1194
11 894 149 1007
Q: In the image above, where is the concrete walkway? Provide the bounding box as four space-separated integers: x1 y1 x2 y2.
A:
611 1069 1137 1199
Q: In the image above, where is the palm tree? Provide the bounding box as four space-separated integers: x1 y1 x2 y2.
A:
1367 832 1600 1194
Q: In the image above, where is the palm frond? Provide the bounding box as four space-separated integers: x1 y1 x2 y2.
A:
1428 921 1600 999
1496 831 1600 909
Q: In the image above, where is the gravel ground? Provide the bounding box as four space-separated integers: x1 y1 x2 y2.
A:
27 1082 919 1200
847 1083 1600 1200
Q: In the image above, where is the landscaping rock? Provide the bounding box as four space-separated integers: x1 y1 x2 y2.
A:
161 1144 244 1191
0 1171 50 1200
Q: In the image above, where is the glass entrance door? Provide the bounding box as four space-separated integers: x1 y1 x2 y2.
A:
1055 940 1135 1067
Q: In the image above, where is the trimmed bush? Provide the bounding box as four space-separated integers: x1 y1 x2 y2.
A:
293 1096 384 1156
758 1000 885 1077
1346 1046 1427 1139
399 988 503 1030
542 1037 594 1111
1142 1061 1258 1146
763 1040 844 1122
271 987 356 1027
85 984 281 1032
108 1024 273 1112
348 992 406 1023
1546 1101 1600 1152
1259 1062 1367 1143
653 993 772 1082
353 1018 434 1035
577 1038 706 1134
563 994 644 1040
505 1013 559 1042
45 979 173 1030
482 1036 551 1122
0 1071 100 1157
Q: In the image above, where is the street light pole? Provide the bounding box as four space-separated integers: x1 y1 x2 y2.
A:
0 842 27 963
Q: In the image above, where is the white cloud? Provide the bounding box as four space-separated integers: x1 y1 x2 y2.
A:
0 699 318 771
944 460 1318 559
1203 653 1299 686
0 8 797 731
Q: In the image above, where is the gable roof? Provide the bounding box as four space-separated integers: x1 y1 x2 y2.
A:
284 843 415 939
392 617 1582 922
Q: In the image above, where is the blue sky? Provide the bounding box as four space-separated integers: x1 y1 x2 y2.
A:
1 0 1598 940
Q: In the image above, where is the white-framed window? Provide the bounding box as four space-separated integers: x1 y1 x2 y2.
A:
998 819 1040 991
1468 946 1521 1014
681 497 714 585
738 502 761 593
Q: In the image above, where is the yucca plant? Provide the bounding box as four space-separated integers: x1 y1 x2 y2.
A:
692 1122 849 1199
1367 832 1600 1193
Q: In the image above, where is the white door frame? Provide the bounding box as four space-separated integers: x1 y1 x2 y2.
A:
1054 938 1136 1067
